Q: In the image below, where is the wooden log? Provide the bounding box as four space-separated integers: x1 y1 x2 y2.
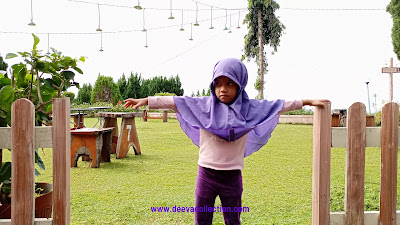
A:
312 102 331 225
143 109 147 122
52 98 71 225
380 102 399 225
345 102 366 225
332 113 340 127
163 110 168 122
11 99 35 225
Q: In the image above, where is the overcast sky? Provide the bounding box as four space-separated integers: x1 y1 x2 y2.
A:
0 0 395 112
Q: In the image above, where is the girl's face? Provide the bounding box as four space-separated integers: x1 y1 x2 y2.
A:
214 76 238 104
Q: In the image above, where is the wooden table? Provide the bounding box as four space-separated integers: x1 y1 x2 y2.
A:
90 106 112 127
98 112 142 159
70 108 95 128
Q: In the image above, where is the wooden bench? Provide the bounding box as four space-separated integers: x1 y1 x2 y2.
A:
142 109 168 122
70 127 114 168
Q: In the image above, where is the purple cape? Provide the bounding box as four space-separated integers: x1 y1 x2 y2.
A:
173 58 284 157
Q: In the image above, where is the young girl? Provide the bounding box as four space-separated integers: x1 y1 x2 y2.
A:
124 58 328 225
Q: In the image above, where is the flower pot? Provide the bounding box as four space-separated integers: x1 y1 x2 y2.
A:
0 182 53 219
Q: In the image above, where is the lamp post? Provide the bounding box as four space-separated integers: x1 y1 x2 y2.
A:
366 81 371 114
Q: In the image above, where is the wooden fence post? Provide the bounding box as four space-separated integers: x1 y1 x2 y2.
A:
345 102 366 225
11 99 35 225
312 102 331 225
163 110 168 122
380 102 399 225
52 98 71 225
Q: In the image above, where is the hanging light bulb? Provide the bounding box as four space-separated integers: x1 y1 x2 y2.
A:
142 8 147 32
209 6 214 29
145 30 148 48
99 32 104 52
47 33 50 54
28 0 36 26
96 4 102 32
189 23 193 41
180 10 184 31
134 0 142 10
194 3 199 26
237 10 241 29
168 0 175 19
228 15 232 33
223 10 228 30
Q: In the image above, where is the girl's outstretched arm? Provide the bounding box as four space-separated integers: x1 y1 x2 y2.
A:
124 97 148 109
302 99 330 107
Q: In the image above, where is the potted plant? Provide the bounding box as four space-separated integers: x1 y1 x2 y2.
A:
0 33 85 218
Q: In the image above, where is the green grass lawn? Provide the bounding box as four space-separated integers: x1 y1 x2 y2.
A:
3 118 397 224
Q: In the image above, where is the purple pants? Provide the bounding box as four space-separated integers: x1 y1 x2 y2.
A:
195 165 243 225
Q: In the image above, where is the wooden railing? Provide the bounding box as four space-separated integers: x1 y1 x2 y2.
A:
0 98 71 225
313 102 399 225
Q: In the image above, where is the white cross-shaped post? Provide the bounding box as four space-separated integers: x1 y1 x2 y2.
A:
382 58 400 102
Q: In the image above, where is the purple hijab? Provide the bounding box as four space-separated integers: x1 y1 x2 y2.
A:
173 58 284 157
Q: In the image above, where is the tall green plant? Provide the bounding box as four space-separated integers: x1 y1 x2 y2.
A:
242 0 285 99
0 34 85 200
0 34 84 126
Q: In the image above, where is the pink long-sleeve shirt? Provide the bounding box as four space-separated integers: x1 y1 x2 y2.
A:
148 96 303 170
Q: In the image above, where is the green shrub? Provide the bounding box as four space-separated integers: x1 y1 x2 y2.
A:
283 108 314 115
155 92 176 96
62 92 75 103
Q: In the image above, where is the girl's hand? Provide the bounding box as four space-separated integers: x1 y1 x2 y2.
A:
302 99 330 107
124 97 149 109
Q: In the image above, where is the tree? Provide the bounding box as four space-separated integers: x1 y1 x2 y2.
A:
117 74 128 99
242 0 285 99
387 0 400 59
125 72 142 99
91 75 122 105
76 83 92 104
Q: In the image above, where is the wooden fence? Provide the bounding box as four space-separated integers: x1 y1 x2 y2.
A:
0 98 70 225
313 102 399 225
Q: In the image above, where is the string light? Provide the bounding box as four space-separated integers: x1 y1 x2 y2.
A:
194 2 199 26
189 23 193 40
96 4 102 32
1 10 245 35
99 32 103 51
223 10 228 30
142 8 147 32
237 10 240 29
168 0 175 19
209 7 214 29
67 0 385 11
134 0 142 10
180 10 185 31
28 0 36 26
145 30 148 47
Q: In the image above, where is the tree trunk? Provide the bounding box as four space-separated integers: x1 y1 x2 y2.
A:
257 8 264 99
